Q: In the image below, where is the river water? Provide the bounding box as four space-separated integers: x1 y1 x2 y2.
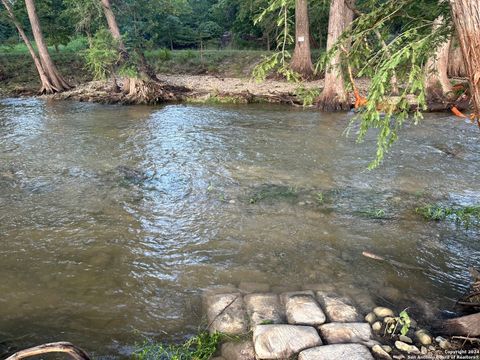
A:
0 98 479 357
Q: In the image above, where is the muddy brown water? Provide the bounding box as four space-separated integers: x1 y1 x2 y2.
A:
0 98 479 358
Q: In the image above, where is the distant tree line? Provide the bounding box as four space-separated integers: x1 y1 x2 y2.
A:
0 0 329 51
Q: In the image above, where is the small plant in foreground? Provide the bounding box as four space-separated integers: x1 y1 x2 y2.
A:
384 309 411 337
134 331 222 360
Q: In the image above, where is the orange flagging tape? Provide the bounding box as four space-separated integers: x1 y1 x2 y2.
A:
451 106 467 118
354 89 367 109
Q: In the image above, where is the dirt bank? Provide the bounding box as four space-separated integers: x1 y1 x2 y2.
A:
47 74 371 106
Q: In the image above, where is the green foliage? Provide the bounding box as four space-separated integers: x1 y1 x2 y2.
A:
63 0 104 37
252 0 300 81
385 309 411 337
416 204 480 228
84 29 120 80
156 48 173 61
295 86 321 107
320 0 452 168
398 310 411 336
315 192 325 205
118 65 139 79
134 332 222 360
64 37 89 52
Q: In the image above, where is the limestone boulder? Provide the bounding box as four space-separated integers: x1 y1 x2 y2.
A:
280 290 315 305
373 307 395 318
316 292 361 322
253 325 322 359
299 344 374 360
285 295 326 326
205 293 248 335
244 293 285 327
318 322 377 347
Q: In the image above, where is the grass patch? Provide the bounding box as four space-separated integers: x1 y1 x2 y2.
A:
134 331 222 360
416 204 480 228
248 184 298 204
147 49 269 77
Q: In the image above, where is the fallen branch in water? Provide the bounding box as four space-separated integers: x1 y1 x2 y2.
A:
362 251 425 271
5 342 91 360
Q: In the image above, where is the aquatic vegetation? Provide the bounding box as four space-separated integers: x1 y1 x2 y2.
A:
248 184 298 204
315 192 325 205
355 208 389 220
416 204 480 227
134 332 222 360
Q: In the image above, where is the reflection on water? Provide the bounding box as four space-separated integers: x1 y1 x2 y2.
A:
0 98 479 357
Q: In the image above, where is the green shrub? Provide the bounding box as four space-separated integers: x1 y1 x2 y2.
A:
84 29 119 80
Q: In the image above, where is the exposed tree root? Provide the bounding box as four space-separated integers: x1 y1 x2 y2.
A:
316 91 350 111
50 79 190 105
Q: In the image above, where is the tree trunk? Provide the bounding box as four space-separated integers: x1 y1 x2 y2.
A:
450 0 480 119
100 0 124 47
290 0 313 78
426 38 453 101
24 0 70 91
316 0 350 111
0 0 56 93
425 17 453 104
448 40 467 77
100 0 128 60
98 0 162 103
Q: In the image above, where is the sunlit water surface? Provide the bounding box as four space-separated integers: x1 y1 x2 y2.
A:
0 98 479 357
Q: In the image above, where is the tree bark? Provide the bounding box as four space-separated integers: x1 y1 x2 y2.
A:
290 0 314 78
0 0 56 93
316 0 350 111
449 0 480 119
425 17 453 104
448 39 467 77
100 0 127 57
24 0 70 91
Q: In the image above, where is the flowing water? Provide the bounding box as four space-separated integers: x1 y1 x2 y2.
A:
0 98 479 358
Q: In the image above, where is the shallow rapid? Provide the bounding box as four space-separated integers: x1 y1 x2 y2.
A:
0 98 479 357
